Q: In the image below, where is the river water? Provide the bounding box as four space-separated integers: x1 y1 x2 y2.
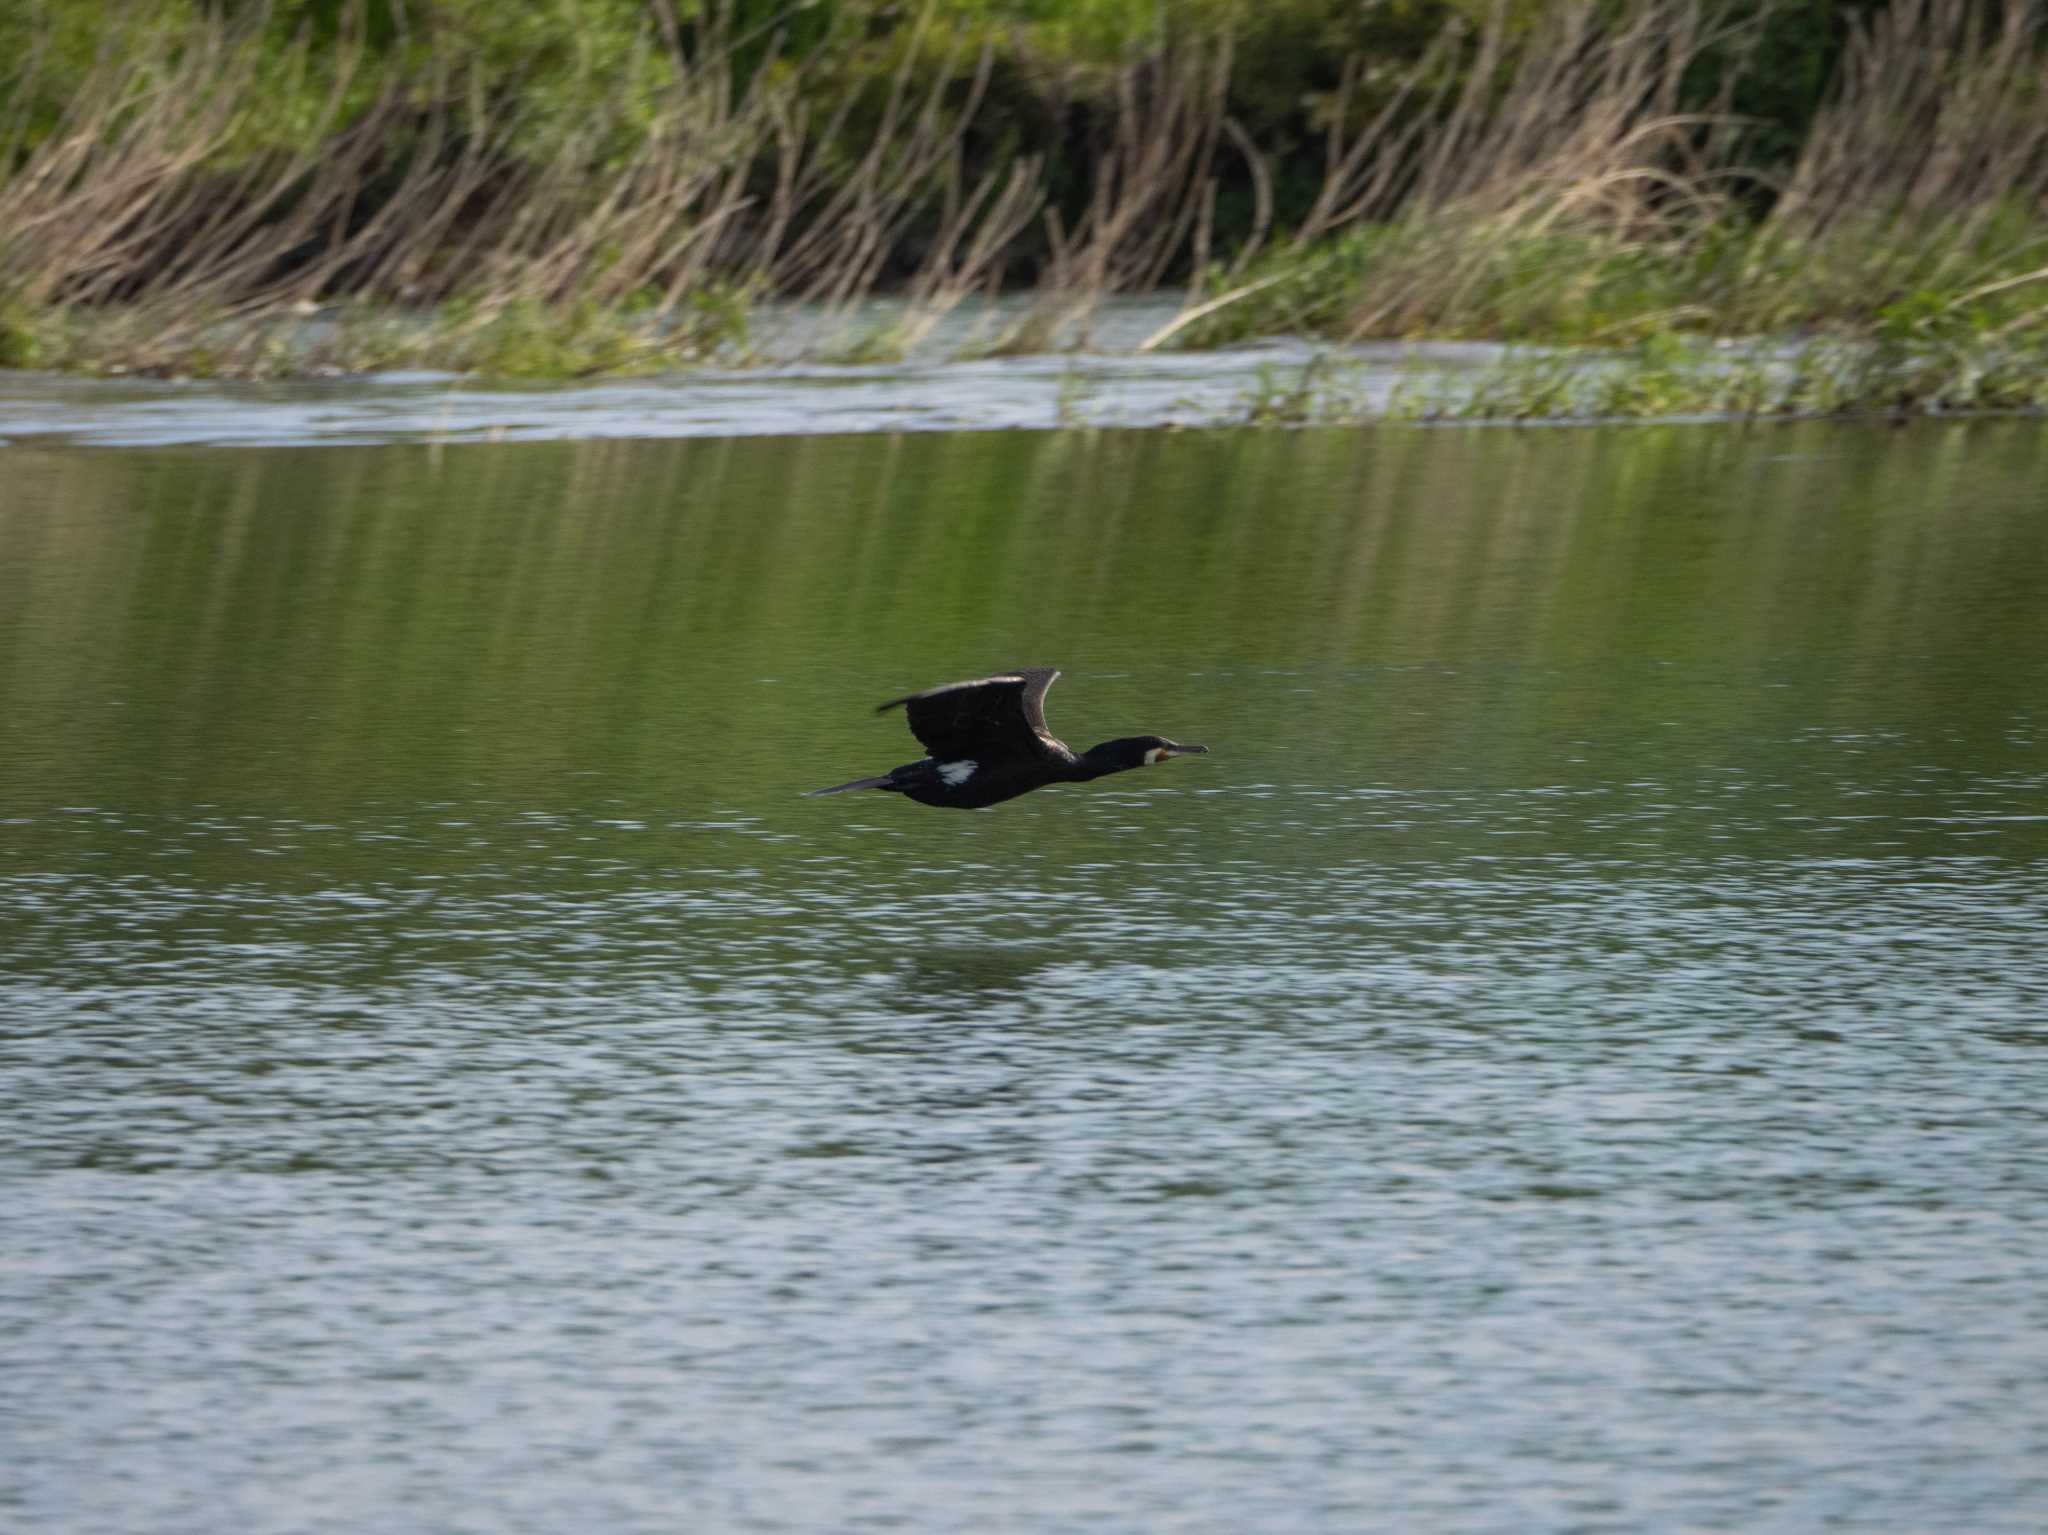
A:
3 419 2046 1532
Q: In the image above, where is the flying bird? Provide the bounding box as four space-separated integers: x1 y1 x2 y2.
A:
807 668 1208 809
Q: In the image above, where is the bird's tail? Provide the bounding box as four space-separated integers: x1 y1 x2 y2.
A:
804 774 895 798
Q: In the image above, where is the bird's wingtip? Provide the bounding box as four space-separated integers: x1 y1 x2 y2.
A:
806 775 892 797
877 670 1048 712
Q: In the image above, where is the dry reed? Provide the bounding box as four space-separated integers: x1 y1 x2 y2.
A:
1320 0 1750 340
1752 0 2048 335
4 0 2047 380
0 1 1050 374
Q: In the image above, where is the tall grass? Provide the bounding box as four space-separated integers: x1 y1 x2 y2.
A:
0 2 1049 375
0 5 758 373
1180 0 2048 353
1738 0 2048 337
2 0 2047 382
1164 0 1755 347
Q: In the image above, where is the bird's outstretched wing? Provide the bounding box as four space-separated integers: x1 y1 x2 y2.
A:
879 667 1070 762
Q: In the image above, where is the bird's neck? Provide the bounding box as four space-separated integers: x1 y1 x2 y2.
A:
1072 740 1140 781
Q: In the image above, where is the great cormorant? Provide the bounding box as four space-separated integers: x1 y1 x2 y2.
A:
806 668 1208 810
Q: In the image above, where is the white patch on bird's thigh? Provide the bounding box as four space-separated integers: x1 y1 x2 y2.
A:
938 759 978 786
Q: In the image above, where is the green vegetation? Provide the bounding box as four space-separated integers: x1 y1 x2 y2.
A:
0 0 2044 413
1177 0 2048 377
1179 214 2048 351
1427 330 2048 421
1231 328 2048 427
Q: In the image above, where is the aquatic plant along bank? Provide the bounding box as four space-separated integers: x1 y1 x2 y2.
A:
2 0 2045 409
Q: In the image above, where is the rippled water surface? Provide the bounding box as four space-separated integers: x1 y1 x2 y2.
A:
4 422 2047 1533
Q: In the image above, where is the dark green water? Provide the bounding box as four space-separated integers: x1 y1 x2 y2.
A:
4 421 2047 1532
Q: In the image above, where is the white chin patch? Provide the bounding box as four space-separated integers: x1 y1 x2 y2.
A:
1143 747 1167 765
938 759 978 787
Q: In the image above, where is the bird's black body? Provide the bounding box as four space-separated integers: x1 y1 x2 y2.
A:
807 668 1207 810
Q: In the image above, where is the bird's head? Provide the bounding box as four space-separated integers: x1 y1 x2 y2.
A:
1083 735 1210 775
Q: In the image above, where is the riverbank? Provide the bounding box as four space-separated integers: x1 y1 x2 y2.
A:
2 0 2044 416
11 302 2046 447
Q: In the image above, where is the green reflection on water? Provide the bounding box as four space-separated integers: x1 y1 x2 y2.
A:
1 421 2044 875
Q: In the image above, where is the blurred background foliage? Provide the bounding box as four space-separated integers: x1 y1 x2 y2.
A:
0 0 1896 236
3 0 2040 382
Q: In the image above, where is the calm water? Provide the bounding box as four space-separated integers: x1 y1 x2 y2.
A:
3 421 2047 1533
